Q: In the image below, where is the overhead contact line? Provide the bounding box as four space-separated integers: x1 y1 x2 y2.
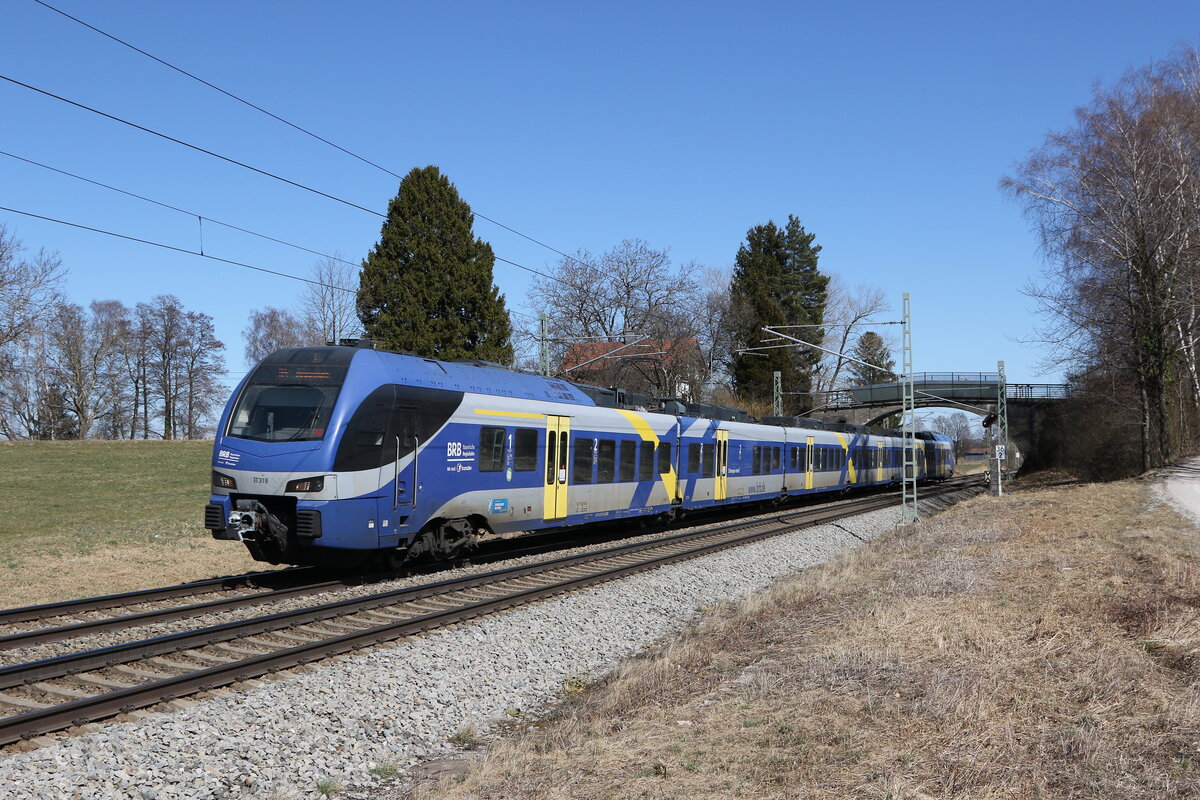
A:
0 150 362 270
0 205 356 293
30 0 586 270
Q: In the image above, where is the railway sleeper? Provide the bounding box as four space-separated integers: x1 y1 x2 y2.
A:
186 650 237 664
111 664 172 681
72 674 136 690
268 630 323 644
33 682 93 700
0 692 50 710
212 643 271 657
148 657 206 672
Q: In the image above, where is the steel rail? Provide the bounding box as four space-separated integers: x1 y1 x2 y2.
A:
0 495 906 690
0 479 983 746
0 478 973 646
0 578 352 650
0 567 314 626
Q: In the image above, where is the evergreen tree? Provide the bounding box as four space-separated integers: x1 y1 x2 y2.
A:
728 215 827 413
357 166 514 363
846 331 896 385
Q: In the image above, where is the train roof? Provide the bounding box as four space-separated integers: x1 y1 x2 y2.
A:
259 347 964 438
261 346 597 407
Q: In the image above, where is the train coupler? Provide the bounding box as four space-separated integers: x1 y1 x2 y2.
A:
221 499 289 549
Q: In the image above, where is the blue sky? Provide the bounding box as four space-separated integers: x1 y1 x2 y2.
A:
3 0 1198 392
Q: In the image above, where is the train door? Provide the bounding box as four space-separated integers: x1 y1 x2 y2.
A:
391 405 417 508
544 415 571 521
877 441 885 484
805 436 815 490
715 429 728 501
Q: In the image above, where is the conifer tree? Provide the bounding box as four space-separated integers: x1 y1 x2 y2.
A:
847 331 896 385
728 215 827 413
357 166 514 363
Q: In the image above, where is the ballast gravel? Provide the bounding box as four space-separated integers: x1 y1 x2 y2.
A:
0 502 938 799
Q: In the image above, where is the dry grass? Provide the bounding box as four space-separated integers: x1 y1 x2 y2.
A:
411 479 1200 799
0 440 263 607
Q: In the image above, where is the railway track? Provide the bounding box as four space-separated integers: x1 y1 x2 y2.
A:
0 522 686 652
0 477 981 747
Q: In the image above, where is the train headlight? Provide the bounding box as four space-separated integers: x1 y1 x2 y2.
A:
285 476 325 493
212 471 237 490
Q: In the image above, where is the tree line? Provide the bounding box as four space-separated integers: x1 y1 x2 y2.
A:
342 166 897 417
1 165 900 440
1006 46 1200 477
0 228 226 441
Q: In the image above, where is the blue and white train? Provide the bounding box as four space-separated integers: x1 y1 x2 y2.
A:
205 345 954 566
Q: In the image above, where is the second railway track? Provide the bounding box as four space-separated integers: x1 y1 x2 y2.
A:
0 478 982 747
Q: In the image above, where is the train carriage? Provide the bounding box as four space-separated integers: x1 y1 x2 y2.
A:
206 345 954 566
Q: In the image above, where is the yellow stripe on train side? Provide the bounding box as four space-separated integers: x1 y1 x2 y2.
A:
835 433 856 484
474 409 546 419
615 408 678 502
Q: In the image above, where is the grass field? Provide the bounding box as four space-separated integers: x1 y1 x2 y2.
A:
0 440 264 608
415 477 1200 799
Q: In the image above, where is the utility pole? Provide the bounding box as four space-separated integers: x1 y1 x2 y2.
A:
993 359 1009 497
901 293 919 523
772 371 782 416
539 313 550 377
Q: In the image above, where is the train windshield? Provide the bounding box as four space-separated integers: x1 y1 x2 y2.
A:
226 349 351 442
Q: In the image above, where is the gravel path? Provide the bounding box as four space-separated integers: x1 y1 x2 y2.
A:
0 501 940 799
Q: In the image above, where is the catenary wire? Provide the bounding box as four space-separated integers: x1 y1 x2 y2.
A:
29 0 587 269
0 150 360 270
0 204 544 325
0 73 574 289
0 205 354 293
0 72 382 218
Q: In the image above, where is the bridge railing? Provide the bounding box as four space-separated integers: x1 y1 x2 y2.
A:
819 373 1069 408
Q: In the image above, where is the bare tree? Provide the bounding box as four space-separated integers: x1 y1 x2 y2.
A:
811 278 891 397
526 240 701 396
140 295 186 439
0 325 74 440
930 411 975 458
301 256 360 345
244 306 310 364
46 301 128 439
684 267 735 401
1003 49 1200 471
0 225 65 352
179 311 225 439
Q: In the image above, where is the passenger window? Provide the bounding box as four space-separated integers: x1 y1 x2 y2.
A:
688 443 701 473
701 443 714 478
514 428 538 471
639 441 654 480
574 438 594 484
657 442 672 474
546 433 557 485
773 447 781 471
752 446 762 475
597 439 616 483
479 426 505 472
619 440 637 482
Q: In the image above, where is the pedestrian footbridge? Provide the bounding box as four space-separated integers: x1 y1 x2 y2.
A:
809 372 1070 471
